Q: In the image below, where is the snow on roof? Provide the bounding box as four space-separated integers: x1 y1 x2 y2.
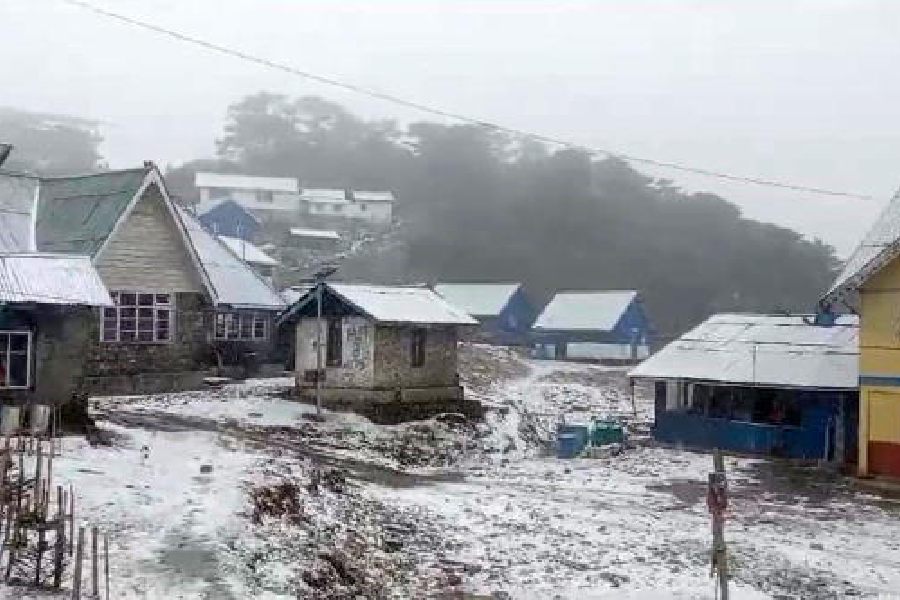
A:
175 207 285 310
353 190 394 203
825 186 900 304
195 172 298 193
532 291 638 332
289 227 340 241
0 172 38 253
217 236 279 267
280 285 313 306
433 283 520 317
629 313 859 389
0 253 112 306
300 188 348 204
328 284 478 325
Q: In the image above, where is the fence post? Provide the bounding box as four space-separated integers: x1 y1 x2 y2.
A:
91 526 99 598
72 526 84 600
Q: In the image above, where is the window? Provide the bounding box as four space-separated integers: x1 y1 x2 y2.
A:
0 332 30 388
326 318 342 367
213 312 268 341
103 292 173 343
359 203 368 211
332 204 344 213
256 190 274 204
410 328 427 368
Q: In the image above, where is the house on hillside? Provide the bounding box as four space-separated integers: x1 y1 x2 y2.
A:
0 164 286 395
301 188 394 224
821 186 900 477
531 291 651 362
629 314 859 465
433 283 535 344
279 283 479 423
288 227 342 249
0 254 112 405
195 172 300 217
198 199 262 241
216 235 279 281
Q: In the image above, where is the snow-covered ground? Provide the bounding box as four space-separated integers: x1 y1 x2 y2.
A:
4 345 900 599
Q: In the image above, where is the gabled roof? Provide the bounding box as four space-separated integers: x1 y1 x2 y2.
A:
34 168 149 255
433 283 521 317
628 313 859 389
175 207 285 310
0 172 38 253
0 253 112 306
533 290 638 332
283 283 477 325
824 187 900 305
300 188 349 204
217 236 279 267
195 172 299 193
352 190 394 203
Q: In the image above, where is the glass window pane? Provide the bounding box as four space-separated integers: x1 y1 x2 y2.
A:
137 330 154 342
103 307 117 319
138 319 154 333
9 334 28 352
0 334 7 350
120 319 136 332
0 354 6 387
155 294 170 305
120 308 136 319
138 294 154 306
102 326 117 342
227 315 239 338
120 330 136 342
138 307 153 318
119 292 136 306
240 315 253 339
253 318 266 339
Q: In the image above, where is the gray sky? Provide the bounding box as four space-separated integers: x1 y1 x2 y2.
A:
4 0 899 255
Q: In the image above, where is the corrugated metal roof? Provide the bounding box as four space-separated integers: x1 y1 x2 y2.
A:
195 172 298 193
34 168 148 255
0 172 38 253
300 189 349 204
280 285 313 306
433 283 520 317
289 227 340 240
217 236 279 267
628 313 859 389
824 186 900 304
175 206 285 310
0 253 112 306
533 291 638 332
353 190 394 203
322 284 478 325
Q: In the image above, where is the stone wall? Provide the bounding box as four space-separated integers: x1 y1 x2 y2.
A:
372 325 459 389
295 316 375 388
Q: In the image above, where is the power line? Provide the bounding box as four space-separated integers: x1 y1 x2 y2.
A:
59 0 873 201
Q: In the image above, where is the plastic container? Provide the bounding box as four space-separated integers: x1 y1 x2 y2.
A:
29 405 50 435
556 433 582 459
591 420 625 446
0 406 21 436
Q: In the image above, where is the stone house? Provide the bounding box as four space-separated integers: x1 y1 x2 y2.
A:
0 254 112 406
280 283 479 422
1 164 286 396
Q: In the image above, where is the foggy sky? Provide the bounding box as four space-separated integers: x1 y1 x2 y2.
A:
4 0 899 255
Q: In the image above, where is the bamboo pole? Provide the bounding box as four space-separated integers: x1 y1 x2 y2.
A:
54 485 64 588
104 533 110 600
72 526 84 600
91 526 99 598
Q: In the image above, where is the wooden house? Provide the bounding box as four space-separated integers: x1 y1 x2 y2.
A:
433 283 535 345
822 187 900 477
280 283 479 423
1 164 286 396
531 290 651 363
198 199 262 241
629 314 859 465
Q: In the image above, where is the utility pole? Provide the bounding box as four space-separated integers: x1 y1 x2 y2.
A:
313 265 338 421
708 449 729 599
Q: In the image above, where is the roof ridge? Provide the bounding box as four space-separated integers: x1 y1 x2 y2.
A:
39 167 149 182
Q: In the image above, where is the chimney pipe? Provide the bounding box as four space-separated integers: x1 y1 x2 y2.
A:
0 144 12 168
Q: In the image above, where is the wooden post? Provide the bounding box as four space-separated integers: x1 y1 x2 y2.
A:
36 523 45 587
91 526 99 598
4 513 16 582
104 533 110 600
69 485 75 557
709 450 729 600
53 485 64 588
72 526 84 600
35 439 43 508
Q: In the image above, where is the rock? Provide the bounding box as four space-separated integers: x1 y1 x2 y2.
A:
200 464 213 474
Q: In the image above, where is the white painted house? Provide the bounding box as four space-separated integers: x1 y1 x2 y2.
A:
301 188 394 224
195 172 300 214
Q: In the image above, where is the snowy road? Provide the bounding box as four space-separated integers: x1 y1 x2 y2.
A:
4 347 900 598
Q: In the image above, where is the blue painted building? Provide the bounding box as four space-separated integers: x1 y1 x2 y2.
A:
433 283 536 344
629 313 859 465
198 199 262 241
531 290 651 362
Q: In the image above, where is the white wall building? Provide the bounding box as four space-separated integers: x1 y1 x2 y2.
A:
195 172 301 214
301 188 394 224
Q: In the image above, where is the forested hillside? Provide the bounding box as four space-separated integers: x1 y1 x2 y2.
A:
2 100 838 336
168 93 837 335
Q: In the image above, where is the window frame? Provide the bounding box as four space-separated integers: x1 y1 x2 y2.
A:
410 327 427 368
213 311 269 342
102 291 175 344
0 330 32 389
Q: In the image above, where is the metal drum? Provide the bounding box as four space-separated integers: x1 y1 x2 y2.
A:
29 405 50 435
0 406 21 436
